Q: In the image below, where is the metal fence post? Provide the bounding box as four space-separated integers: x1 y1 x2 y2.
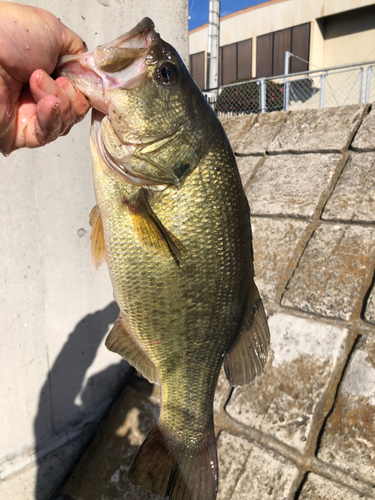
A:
360 66 365 103
260 79 266 113
284 80 290 111
208 60 375 116
320 73 325 108
365 66 372 103
283 51 290 111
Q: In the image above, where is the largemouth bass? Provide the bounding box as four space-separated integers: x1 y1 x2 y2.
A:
58 18 270 500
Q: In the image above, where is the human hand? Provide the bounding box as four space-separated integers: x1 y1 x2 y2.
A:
0 2 90 155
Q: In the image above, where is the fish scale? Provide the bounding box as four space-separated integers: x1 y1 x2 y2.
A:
94 133 249 449
57 17 270 500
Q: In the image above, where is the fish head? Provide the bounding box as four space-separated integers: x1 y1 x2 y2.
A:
57 18 212 185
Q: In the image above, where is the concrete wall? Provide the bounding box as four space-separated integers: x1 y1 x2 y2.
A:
0 1 188 499
321 5 375 66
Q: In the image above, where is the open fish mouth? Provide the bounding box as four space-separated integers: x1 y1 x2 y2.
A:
57 17 157 113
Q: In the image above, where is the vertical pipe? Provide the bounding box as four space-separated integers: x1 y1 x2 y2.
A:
260 79 266 113
207 0 220 90
359 66 365 103
365 65 372 103
283 51 290 111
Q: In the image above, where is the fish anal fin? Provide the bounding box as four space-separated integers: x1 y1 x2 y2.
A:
224 284 270 387
129 421 218 500
89 205 106 270
127 189 183 267
105 315 158 384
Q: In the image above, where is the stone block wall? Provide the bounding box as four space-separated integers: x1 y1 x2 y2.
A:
216 104 375 499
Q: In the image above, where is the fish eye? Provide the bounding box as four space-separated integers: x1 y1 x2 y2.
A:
155 62 178 85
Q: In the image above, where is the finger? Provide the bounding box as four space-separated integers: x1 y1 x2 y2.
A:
35 95 62 142
29 70 73 137
0 78 16 155
30 70 90 135
56 77 90 125
21 95 61 149
57 21 88 57
29 70 57 103
39 76 88 134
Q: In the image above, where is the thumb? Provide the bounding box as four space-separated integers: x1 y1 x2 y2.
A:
58 22 88 57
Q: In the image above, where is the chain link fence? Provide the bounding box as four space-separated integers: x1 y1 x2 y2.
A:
204 59 375 116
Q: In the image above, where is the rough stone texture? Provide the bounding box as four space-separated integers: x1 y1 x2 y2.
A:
236 111 288 155
220 115 257 152
318 334 375 484
299 474 365 500
322 152 375 222
351 103 375 152
236 156 263 188
226 313 348 452
216 432 253 500
251 217 309 303
213 368 232 417
282 224 375 320
217 433 299 500
364 284 375 323
268 105 366 154
247 154 342 217
62 377 161 500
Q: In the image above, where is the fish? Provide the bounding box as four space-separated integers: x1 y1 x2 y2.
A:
57 18 270 500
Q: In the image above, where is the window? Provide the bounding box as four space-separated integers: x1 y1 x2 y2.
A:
219 38 252 86
189 52 205 90
256 23 310 78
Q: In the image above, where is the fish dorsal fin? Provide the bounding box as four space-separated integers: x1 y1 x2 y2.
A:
224 284 270 386
106 314 158 384
89 205 106 270
128 190 183 267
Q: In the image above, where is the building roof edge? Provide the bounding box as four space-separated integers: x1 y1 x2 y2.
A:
189 0 289 34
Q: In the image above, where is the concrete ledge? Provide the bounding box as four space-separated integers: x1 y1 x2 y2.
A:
267 105 367 154
352 103 375 152
247 153 343 218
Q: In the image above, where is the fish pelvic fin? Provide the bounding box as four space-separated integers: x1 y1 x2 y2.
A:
126 189 183 267
106 314 158 384
224 283 270 386
89 205 106 270
129 421 218 500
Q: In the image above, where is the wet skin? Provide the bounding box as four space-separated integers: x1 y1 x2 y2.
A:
0 1 90 155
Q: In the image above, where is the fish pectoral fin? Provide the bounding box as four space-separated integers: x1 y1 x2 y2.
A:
106 314 158 384
224 284 270 387
129 190 183 267
89 205 106 270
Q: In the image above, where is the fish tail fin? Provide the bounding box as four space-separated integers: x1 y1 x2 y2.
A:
129 421 218 500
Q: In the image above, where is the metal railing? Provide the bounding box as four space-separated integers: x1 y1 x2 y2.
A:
203 60 375 116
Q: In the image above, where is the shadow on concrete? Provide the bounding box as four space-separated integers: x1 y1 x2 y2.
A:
33 301 132 500
61 375 160 500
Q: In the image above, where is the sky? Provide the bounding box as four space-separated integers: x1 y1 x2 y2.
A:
189 0 271 31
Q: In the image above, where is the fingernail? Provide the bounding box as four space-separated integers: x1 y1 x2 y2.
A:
52 99 60 114
38 71 57 95
60 79 77 101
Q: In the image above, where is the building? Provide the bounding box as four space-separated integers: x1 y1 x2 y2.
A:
189 0 375 90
